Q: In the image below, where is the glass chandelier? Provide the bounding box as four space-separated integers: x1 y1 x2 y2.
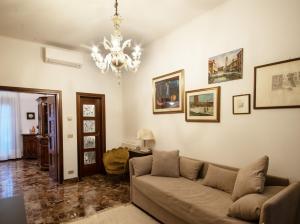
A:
91 0 142 80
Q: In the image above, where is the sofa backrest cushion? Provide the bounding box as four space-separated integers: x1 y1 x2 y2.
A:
179 157 203 181
132 155 153 177
200 160 289 187
232 156 269 201
202 164 238 193
151 150 180 177
228 186 284 221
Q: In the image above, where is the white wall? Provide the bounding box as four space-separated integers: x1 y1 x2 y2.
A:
0 36 123 179
123 0 300 181
19 93 41 134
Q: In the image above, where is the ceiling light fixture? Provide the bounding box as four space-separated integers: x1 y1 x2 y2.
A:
91 0 142 81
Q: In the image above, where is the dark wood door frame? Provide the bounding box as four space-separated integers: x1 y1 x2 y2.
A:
0 85 64 184
76 92 106 180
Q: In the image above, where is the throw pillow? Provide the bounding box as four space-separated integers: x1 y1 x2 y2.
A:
202 164 238 193
228 186 284 221
132 155 153 177
232 156 269 201
179 157 203 180
151 150 180 177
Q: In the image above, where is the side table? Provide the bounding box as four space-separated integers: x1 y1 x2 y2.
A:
129 149 152 159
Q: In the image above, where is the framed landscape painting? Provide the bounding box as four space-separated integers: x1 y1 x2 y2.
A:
152 69 185 114
185 86 220 122
233 94 251 114
208 48 243 84
254 58 300 109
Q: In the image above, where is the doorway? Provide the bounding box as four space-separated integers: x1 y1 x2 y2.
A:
76 92 106 179
0 86 63 184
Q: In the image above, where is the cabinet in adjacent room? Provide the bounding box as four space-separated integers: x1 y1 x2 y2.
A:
22 134 37 159
35 97 49 170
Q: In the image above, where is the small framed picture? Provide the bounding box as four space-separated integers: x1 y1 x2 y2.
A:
185 86 221 122
26 112 35 120
232 94 251 114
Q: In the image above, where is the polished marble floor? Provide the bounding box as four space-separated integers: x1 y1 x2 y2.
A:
0 160 130 224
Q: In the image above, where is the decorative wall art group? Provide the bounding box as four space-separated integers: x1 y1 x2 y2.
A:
152 49 299 122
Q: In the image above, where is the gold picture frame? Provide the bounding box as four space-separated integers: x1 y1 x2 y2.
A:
152 69 185 114
185 86 221 122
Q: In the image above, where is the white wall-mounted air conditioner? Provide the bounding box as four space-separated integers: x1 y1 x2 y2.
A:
44 47 83 68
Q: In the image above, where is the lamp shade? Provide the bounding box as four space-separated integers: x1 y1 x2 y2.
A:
137 129 154 140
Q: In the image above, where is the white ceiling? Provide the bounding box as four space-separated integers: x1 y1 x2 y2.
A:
0 0 227 50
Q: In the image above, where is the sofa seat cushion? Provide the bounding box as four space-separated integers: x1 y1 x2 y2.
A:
132 175 253 224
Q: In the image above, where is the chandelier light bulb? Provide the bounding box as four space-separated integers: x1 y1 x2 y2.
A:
92 45 99 53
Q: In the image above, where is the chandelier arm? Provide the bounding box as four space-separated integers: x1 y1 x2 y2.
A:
122 39 131 51
103 38 112 50
123 54 140 72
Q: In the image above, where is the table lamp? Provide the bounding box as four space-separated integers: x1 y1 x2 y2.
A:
137 129 155 151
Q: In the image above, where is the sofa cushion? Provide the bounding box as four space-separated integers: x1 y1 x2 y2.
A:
202 164 238 193
228 186 284 221
151 150 179 177
232 156 269 201
179 157 203 180
133 175 251 224
131 155 153 177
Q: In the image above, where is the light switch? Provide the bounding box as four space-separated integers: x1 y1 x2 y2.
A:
67 116 72 121
67 134 73 138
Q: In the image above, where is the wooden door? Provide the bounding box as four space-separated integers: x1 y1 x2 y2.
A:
77 93 106 179
47 96 58 181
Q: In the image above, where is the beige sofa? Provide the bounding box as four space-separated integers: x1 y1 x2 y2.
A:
129 156 300 224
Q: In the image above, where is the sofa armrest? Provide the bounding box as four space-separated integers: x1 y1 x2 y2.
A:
129 158 135 177
129 156 153 201
260 182 300 224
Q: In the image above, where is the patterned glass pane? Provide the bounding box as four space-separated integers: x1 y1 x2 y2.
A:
84 151 96 165
83 120 95 133
83 104 95 117
83 136 96 149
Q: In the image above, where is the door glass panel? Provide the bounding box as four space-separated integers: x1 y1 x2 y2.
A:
49 121 52 133
84 151 96 165
49 137 52 149
83 136 96 149
83 104 95 117
83 120 95 133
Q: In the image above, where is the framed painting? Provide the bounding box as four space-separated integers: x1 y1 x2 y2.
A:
152 69 185 114
185 86 220 122
26 112 35 120
254 58 300 109
208 48 243 84
233 94 251 114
